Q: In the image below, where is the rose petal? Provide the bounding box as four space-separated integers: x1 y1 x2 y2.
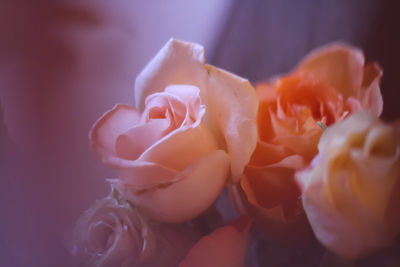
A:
143 91 189 127
297 43 364 99
179 216 252 267
118 150 230 223
133 40 258 184
256 84 277 141
135 39 207 111
317 112 373 153
115 118 170 160
360 62 383 116
205 65 258 183
90 104 140 164
164 85 204 123
249 141 292 166
344 97 363 115
242 155 304 218
109 160 179 190
139 123 218 171
272 128 322 162
229 184 310 241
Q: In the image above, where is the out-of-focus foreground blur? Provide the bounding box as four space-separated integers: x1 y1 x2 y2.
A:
1 0 399 266
0 1 232 266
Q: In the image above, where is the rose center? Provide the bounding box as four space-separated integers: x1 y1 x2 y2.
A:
277 74 340 126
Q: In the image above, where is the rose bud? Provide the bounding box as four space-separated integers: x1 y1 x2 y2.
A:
72 190 198 267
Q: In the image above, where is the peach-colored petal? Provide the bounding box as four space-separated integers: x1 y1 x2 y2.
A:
205 65 258 183
297 43 364 99
135 39 207 111
360 62 383 116
117 150 230 223
115 86 205 163
249 141 292 166
139 123 219 171
255 85 277 141
228 184 310 242
240 175 286 223
272 128 322 162
179 216 252 267
242 155 304 221
344 97 363 115
109 160 179 190
90 104 140 164
240 149 312 241
115 119 170 160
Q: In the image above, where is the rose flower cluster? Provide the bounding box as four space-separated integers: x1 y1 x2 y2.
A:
73 39 400 266
73 39 257 267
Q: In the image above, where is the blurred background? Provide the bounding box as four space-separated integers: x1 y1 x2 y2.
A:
1 0 399 266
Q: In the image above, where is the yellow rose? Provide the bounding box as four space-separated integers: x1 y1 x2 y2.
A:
296 112 400 258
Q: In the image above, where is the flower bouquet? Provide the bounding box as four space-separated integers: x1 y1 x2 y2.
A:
72 39 400 267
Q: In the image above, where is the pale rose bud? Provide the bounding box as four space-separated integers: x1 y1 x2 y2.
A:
73 190 252 267
296 112 400 259
72 190 197 267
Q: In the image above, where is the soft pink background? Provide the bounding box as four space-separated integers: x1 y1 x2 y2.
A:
0 1 232 265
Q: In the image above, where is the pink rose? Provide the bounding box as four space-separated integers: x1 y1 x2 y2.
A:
90 39 258 223
72 194 158 267
296 112 400 258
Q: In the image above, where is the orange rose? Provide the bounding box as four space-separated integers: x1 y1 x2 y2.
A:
231 43 383 238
